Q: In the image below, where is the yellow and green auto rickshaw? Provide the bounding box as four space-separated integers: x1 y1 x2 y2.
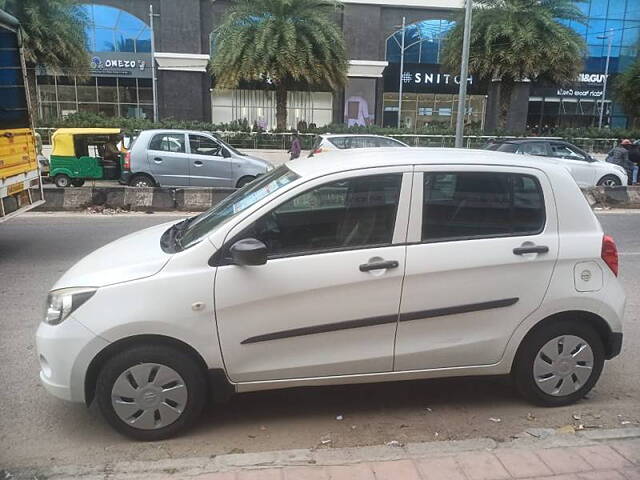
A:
49 128 125 188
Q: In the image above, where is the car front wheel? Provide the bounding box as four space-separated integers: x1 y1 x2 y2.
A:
96 345 206 440
597 175 622 187
513 320 604 407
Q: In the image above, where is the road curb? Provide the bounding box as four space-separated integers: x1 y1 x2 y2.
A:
35 186 236 212
34 185 640 213
6 427 639 479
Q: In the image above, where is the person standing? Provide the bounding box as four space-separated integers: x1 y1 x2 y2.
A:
606 139 635 184
626 141 640 185
288 132 302 160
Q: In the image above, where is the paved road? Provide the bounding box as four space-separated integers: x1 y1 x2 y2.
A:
1 212 638 469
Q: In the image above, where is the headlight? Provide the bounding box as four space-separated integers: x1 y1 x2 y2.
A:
44 287 97 325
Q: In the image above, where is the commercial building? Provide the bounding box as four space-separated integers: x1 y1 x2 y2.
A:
35 0 639 130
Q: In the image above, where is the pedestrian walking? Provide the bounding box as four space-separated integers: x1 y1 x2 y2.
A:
288 131 302 160
606 139 635 184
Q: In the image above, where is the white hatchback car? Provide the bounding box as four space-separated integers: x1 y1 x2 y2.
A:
37 149 625 440
309 134 408 156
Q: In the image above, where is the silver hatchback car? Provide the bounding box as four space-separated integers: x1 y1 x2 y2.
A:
120 129 273 188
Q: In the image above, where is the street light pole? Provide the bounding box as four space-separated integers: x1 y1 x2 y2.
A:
598 29 613 129
455 0 473 148
397 16 406 129
149 4 159 122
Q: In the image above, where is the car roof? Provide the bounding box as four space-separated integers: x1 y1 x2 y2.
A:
491 138 564 144
287 147 567 178
320 134 401 139
140 129 213 136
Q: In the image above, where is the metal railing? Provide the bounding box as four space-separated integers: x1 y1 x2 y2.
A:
35 128 620 154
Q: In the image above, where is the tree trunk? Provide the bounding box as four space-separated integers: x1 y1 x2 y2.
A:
505 81 531 134
275 84 287 131
25 66 39 125
484 80 501 133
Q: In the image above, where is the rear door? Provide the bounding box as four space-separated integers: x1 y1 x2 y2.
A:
394 166 558 371
187 133 232 187
146 133 189 186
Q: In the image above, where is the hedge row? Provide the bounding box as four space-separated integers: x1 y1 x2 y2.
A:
38 112 640 140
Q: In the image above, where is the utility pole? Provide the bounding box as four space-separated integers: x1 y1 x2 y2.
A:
397 16 406 128
455 0 473 148
149 4 159 122
597 29 613 129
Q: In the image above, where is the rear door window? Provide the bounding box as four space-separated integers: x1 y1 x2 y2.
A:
520 142 549 156
422 172 545 242
149 133 185 153
495 143 519 153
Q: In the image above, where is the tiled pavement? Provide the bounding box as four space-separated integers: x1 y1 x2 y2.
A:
192 440 640 480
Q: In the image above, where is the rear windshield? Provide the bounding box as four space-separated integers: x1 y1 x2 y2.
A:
494 143 519 153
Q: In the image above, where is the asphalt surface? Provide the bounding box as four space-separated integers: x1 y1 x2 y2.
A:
1 211 639 469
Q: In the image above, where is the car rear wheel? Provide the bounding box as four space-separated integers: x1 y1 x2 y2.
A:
513 320 604 407
54 174 71 188
236 175 256 188
597 175 622 187
96 345 206 441
129 174 155 188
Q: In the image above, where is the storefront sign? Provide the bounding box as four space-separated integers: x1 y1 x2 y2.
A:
89 52 152 78
530 72 615 99
384 63 486 94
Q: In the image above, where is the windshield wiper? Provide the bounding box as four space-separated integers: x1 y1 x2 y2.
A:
160 216 198 253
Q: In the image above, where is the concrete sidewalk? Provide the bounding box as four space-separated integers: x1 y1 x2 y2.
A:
8 428 639 480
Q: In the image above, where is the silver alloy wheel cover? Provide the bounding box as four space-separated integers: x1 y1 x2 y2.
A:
533 335 594 396
111 363 188 430
602 178 618 186
135 180 150 187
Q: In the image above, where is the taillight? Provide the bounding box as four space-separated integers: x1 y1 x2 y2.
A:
123 151 131 170
601 235 619 276
313 148 323 154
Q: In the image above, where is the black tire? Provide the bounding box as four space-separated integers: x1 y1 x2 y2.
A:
129 174 155 188
54 174 71 188
236 175 256 188
597 175 622 187
95 345 207 441
513 320 604 407
71 179 85 187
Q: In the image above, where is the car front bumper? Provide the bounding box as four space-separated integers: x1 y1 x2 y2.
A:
36 316 109 403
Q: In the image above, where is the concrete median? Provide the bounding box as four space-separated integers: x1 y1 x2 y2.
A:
34 185 640 212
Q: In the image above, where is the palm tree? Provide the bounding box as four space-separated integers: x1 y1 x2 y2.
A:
614 58 640 128
441 0 586 131
210 0 348 130
1 0 89 119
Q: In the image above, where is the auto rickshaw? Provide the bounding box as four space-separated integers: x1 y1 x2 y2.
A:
49 128 125 188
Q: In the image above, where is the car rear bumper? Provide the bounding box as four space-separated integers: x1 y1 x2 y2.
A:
119 171 132 185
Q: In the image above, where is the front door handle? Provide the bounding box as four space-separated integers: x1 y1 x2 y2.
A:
153 157 163 163
194 160 203 166
359 260 399 272
513 245 549 255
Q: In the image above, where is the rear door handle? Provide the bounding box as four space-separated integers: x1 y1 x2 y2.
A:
359 260 399 272
153 157 163 163
513 245 549 255
194 160 203 166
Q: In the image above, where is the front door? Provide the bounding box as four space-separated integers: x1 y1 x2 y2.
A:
146 132 189 186
214 168 412 382
394 166 558 371
187 134 232 187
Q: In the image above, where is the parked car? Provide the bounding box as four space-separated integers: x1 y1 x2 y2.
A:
120 129 273 188
309 134 408 156
38 148 624 440
484 139 627 187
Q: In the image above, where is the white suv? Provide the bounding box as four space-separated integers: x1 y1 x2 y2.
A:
37 149 625 440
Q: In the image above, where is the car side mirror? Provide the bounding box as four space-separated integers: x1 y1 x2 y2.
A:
230 238 267 266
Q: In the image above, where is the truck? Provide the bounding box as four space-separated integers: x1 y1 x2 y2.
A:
0 9 44 222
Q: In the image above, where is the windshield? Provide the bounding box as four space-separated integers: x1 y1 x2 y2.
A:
176 166 299 250
212 133 245 156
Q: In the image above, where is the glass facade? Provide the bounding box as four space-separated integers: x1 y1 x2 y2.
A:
36 75 153 121
383 92 485 129
36 5 153 121
80 4 151 53
386 19 455 65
